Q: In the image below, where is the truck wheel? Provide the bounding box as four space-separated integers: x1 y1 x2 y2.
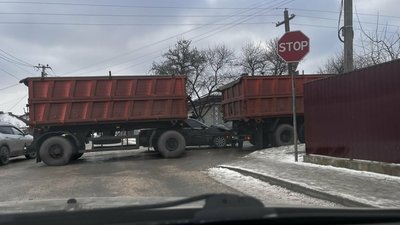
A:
298 124 305 143
71 153 84 160
237 140 243 148
213 136 226 148
152 139 159 152
39 136 73 166
157 130 186 158
250 133 269 148
25 152 37 159
273 124 294 146
0 146 10 165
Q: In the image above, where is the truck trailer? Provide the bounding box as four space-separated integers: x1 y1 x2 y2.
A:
21 75 188 166
219 75 325 149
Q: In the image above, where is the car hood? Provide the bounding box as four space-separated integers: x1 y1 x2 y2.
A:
0 197 203 214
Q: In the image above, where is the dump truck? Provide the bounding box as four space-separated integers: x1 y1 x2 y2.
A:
219 75 325 149
21 76 188 166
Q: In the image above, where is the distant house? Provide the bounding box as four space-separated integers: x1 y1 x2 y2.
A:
189 94 230 127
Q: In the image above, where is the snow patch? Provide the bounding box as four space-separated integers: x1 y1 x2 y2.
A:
248 144 400 181
208 167 339 208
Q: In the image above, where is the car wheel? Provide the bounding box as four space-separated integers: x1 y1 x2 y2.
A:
39 136 73 166
157 130 186 158
213 136 227 148
25 151 37 159
0 146 10 165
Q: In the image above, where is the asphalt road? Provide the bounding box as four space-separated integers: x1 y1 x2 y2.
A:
0 146 254 202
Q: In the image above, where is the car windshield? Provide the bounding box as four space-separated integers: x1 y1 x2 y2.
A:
1 0 400 222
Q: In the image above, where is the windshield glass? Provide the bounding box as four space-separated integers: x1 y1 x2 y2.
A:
1 0 400 220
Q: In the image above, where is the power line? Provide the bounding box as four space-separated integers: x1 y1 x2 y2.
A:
193 0 293 43
296 15 400 29
0 1 291 10
0 12 282 18
116 0 294 73
0 48 33 67
0 67 22 80
0 21 279 26
277 7 400 20
6 93 27 112
0 83 19 91
88 0 291 74
0 53 33 67
61 0 275 75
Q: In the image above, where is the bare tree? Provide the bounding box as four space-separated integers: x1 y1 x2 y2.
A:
264 38 287 75
238 42 266 76
320 14 400 74
318 51 345 74
151 40 237 122
205 44 236 82
151 39 196 76
358 21 400 67
187 45 238 120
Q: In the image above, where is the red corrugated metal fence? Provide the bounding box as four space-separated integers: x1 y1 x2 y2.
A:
304 59 400 163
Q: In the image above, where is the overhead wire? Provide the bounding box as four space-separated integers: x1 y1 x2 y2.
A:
275 7 400 20
61 0 277 75
0 53 33 67
115 0 294 73
93 0 290 74
0 83 19 91
0 12 282 18
0 67 23 80
2 0 400 21
6 93 27 112
0 21 279 26
0 1 297 10
0 48 34 67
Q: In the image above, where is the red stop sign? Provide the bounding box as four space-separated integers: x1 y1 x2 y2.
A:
277 31 309 63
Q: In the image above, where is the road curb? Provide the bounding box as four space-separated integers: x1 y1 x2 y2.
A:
219 165 374 208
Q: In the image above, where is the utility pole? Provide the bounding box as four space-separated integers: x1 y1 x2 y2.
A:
343 0 353 72
276 9 296 74
34 64 52 77
276 9 299 162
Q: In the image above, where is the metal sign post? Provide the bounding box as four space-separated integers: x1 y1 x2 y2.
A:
276 31 310 162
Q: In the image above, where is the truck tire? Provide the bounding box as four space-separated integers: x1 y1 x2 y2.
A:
39 136 73 166
71 153 84 160
0 146 10 165
25 152 37 159
213 136 227 148
157 130 186 158
237 140 243 148
250 132 269 148
273 124 294 146
24 145 36 159
298 124 305 143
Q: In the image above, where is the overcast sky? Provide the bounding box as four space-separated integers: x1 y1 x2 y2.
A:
0 0 399 115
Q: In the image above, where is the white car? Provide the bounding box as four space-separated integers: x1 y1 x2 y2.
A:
0 123 35 165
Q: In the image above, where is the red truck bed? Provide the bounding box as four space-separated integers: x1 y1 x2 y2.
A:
220 75 324 121
22 76 187 126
